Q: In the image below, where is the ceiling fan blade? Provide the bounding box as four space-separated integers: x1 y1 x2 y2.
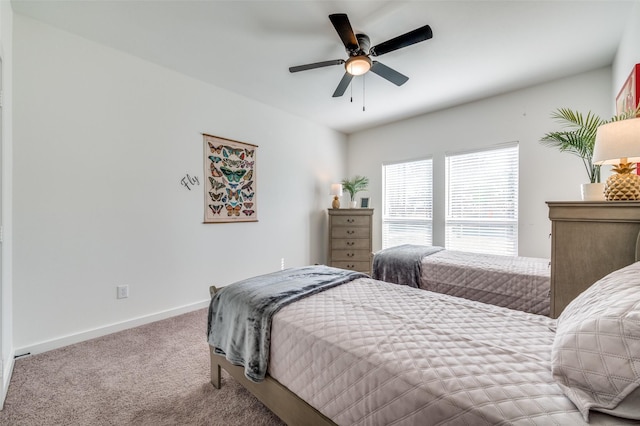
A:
289 59 345 73
370 25 433 57
332 73 354 97
370 61 409 86
329 13 359 52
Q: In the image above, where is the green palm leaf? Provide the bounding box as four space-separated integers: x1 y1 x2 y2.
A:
540 107 640 183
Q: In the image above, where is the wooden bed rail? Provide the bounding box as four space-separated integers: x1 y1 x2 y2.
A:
210 348 335 425
209 285 337 426
208 283 335 425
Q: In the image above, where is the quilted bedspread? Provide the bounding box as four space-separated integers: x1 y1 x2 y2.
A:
268 278 636 425
420 250 550 315
208 265 366 382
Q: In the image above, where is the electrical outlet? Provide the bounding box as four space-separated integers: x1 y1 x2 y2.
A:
116 285 129 299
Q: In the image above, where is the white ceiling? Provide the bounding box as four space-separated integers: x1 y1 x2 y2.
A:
11 0 636 134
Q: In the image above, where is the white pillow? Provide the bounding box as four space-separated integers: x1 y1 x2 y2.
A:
552 261 640 421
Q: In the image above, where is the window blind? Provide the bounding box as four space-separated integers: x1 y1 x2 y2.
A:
382 158 433 249
445 143 518 256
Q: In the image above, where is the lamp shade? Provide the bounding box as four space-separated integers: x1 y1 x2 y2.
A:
330 183 343 196
593 118 640 165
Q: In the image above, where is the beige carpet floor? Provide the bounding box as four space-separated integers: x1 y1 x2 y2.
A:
0 308 285 425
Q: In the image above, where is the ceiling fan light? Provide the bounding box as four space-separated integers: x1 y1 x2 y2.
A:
345 55 372 76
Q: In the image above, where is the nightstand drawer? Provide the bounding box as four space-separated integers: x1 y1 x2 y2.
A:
331 239 370 250
331 215 371 227
331 249 370 261
331 227 370 239
330 261 370 273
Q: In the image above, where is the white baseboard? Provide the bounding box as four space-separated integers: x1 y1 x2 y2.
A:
13 299 210 357
0 351 15 410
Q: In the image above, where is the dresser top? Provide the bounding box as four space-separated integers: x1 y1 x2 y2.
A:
546 201 640 206
328 208 374 216
547 201 640 221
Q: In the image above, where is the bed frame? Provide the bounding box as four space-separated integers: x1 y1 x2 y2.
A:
209 348 336 426
208 285 336 426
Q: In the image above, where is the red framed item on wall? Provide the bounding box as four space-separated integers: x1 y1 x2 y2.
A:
616 63 640 115
616 64 640 175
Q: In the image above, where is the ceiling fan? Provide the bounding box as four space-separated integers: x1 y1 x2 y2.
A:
289 13 433 97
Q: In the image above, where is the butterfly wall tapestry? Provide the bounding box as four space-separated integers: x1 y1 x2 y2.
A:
203 134 258 223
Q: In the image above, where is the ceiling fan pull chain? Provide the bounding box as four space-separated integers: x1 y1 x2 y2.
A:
350 72 353 103
363 74 366 112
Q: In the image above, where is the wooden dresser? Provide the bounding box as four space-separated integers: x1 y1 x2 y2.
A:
547 201 640 318
328 208 373 275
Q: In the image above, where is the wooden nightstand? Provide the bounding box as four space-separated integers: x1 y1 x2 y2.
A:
547 201 640 318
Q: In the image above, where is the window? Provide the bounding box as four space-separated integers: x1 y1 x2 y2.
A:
445 143 518 256
382 158 433 249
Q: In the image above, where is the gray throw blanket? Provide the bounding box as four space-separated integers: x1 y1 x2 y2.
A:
207 265 366 382
372 244 444 287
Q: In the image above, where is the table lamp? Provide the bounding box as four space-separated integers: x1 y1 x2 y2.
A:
330 184 343 209
593 118 640 200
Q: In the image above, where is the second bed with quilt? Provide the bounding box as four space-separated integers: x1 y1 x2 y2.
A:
372 244 551 315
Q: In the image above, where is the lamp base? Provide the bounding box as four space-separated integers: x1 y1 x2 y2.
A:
332 196 340 209
604 171 640 201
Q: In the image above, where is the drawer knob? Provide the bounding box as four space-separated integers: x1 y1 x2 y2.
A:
346 241 354 246
347 252 354 257
347 219 354 223
347 230 355 235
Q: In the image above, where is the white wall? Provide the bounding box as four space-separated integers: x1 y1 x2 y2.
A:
12 15 346 353
7 0 638 372
0 0 13 407
347 68 613 259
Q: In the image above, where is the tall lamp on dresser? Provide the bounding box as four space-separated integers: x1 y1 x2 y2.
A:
547 201 640 318
328 208 373 275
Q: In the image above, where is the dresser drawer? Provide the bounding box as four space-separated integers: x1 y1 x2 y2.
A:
331 239 370 250
331 215 371 227
331 227 370 239
331 249 370 261
330 261 371 273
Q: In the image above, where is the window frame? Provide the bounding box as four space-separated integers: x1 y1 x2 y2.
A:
381 157 433 249
444 142 519 256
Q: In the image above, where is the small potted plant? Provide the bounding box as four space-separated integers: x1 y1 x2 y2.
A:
540 107 639 200
341 175 369 208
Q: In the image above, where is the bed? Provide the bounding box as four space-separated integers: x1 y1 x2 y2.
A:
208 264 640 425
372 245 551 316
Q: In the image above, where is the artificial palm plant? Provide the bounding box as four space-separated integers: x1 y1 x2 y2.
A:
540 107 640 183
341 175 369 201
